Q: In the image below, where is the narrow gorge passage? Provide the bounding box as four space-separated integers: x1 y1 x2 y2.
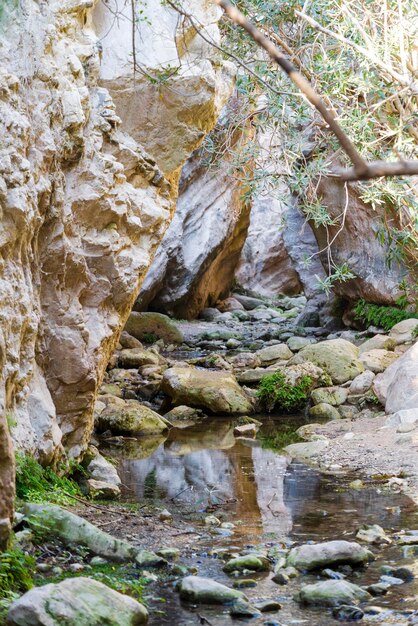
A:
1 0 418 625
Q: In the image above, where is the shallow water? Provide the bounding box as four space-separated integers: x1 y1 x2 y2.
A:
111 418 418 625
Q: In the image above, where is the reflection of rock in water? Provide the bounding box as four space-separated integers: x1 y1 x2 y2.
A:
251 447 292 535
120 446 235 507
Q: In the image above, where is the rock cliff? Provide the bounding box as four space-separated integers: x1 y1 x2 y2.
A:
0 0 233 538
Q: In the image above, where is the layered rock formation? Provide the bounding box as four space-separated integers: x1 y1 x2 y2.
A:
0 0 233 537
138 101 253 318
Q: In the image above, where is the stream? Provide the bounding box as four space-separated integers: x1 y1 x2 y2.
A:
104 418 418 626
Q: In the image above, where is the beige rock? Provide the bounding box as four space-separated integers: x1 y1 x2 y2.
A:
359 349 399 373
217 297 245 312
374 342 418 412
311 387 348 407
117 348 160 368
294 339 364 384
309 403 341 421
229 352 261 370
124 312 183 344
389 319 418 344
256 344 293 364
358 334 396 354
84 479 121 500
162 367 253 414
96 399 168 436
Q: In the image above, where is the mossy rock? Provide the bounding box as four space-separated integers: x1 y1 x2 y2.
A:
96 399 168 436
294 339 364 384
125 312 183 344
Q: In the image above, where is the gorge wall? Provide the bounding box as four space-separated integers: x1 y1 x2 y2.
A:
0 0 233 544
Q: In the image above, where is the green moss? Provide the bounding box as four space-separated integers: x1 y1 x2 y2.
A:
142 332 159 344
15 453 84 506
257 372 312 412
354 299 418 331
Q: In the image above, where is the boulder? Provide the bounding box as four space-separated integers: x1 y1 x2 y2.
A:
217 297 244 312
256 344 293 364
7 577 148 626
232 294 266 310
287 336 317 351
162 367 253 414
287 540 374 571
299 580 371 607
23 504 138 562
163 405 204 428
178 576 247 604
311 387 348 406
117 348 160 368
125 311 183 343
84 479 121 500
359 349 399 373
119 332 143 349
358 334 396 354
223 554 270 573
293 339 364 384
228 352 261 370
388 319 418 344
373 341 418 413
349 371 375 394
96 399 168 436
284 440 329 459
308 403 341 421
85 449 121 487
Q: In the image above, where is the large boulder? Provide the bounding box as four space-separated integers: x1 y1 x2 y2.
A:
293 339 364 384
23 504 138 562
359 349 399 373
299 580 371 607
388 319 418 344
178 576 247 605
358 334 396 354
96 398 168 436
162 367 253 414
124 312 183 344
374 342 418 413
287 540 374 571
7 577 148 626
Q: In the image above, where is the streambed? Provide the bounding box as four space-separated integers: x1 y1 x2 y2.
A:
102 418 418 626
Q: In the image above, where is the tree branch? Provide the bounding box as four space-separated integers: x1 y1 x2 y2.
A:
214 0 369 176
337 160 418 181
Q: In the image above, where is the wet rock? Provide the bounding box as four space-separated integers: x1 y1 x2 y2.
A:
381 565 414 581
359 334 396 354
233 579 257 588
7 577 148 626
230 600 262 617
178 576 247 604
284 440 329 459
272 571 289 585
356 525 391 545
96 399 168 436
367 582 389 596
309 403 341 421
379 574 404 585
322 568 346 580
163 405 205 428
158 509 173 522
162 367 253 414
125 311 184 344
234 423 259 438
298 580 371 607
253 599 282 612
223 554 271 573
117 348 160 368
256 344 293 364
349 371 375 394
293 339 364 384
311 386 348 406
332 604 364 621
359 349 399 373
287 540 374 571
23 504 138 562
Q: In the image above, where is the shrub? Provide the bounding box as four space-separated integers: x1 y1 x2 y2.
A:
0 546 34 599
15 453 84 506
354 299 418 331
257 371 312 412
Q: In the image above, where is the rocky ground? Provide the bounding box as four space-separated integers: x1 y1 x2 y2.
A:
6 292 418 625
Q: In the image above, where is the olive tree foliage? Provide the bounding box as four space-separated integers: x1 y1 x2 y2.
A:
102 0 418 296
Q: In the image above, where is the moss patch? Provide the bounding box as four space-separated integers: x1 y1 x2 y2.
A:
257 371 312 412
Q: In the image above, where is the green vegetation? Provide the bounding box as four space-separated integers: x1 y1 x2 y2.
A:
413 325 418 338
15 453 84 506
258 426 302 450
141 332 159 344
0 545 35 620
257 372 313 412
354 299 418 331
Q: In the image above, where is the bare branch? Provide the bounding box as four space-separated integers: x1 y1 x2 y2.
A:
337 160 418 181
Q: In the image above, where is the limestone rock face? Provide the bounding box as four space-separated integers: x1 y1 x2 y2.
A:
7 577 148 626
137 104 252 319
0 0 233 542
0 0 232 470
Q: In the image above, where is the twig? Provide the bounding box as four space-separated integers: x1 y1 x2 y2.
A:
197 614 214 626
338 159 418 181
